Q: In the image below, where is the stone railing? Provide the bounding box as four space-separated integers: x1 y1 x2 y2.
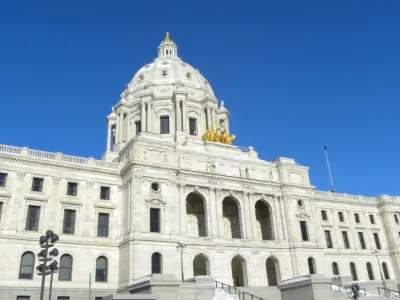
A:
0 144 121 171
314 190 376 203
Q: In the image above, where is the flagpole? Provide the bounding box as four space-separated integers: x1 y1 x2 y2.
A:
89 273 92 300
324 145 336 193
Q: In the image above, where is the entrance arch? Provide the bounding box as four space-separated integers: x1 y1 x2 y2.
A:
255 200 274 240
266 256 280 286
222 197 242 239
186 192 207 237
231 255 247 287
193 254 210 276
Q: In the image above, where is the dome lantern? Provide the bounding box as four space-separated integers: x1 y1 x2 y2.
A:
158 32 178 58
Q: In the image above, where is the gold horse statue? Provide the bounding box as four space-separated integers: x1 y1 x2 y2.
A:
202 128 235 145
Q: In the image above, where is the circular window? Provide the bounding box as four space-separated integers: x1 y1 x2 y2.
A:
151 182 160 192
297 199 303 207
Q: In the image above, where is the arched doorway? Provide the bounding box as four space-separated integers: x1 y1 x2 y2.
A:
186 192 207 237
266 257 280 286
231 255 247 287
193 254 210 276
222 197 242 239
255 200 274 240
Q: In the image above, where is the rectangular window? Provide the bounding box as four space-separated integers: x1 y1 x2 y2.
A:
369 214 375 224
63 210 76 234
338 212 344 222
150 208 160 233
189 118 197 136
321 210 327 221
160 116 170 134
16 297 30 300
0 173 7 187
135 121 141 134
25 206 40 231
395 214 399 224
31 177 44 192
325 230 333 248
57 297 70 300
342 231 350 249
66 182 78 196
100 186 110 200
355 213 360 223
95 298 103 300
300 221 309 241
374 232 381 250
97 213 109 237
358 232 366 249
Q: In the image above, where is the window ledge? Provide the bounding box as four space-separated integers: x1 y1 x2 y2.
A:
94 201 115 210
0 189 11 201
61 199 83 207
24 194 48 203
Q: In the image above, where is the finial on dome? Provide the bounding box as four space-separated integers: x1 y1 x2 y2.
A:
221 100 225 107
165 32 170 41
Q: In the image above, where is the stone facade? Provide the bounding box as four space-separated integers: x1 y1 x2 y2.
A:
0 34 400 299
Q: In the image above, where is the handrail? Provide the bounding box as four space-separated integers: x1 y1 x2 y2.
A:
329 283 367 297
378 287 400 298
214 280 264 300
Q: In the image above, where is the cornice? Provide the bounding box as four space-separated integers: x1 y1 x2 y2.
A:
0 155 120 177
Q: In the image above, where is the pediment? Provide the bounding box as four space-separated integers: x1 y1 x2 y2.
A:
145 198 167 208
296 213 310 220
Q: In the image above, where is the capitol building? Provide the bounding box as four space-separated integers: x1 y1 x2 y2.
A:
0 33 399 299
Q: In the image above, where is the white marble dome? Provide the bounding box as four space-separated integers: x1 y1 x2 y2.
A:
122 33 215 101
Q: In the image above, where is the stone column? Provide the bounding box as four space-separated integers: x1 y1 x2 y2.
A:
147 103 151 132
179 184 187 236
116 114 120 143
141 102 146 132
249 194 258 239
244 192 253 239
176 99 181 132
119 113 124 142
273 196 283 240
106 123 111 151
207 107 211 129
216 189 224 237
209 188 218 237
182 100 187 132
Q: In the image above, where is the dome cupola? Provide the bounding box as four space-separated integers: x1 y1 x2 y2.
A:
158 32 178 58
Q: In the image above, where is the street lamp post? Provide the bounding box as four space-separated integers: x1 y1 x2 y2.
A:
372 249 384 281
37 230 59 300
177 242 186 282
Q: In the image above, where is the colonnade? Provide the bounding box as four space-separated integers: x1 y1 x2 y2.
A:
180 187 280 241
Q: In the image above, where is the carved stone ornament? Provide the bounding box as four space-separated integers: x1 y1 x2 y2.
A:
86 181 94 188
206 160 217 173
145 198 167 209
17 172 26 181
52 177 61 186
157 87 172 93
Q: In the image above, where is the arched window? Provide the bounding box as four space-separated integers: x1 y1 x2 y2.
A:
308 257 317 274
332 262 340 275
151 253 162 274
350 262 358 281
366 262 374 280
19 252 35 279
59 254 73 281
382 262 390 279
95 256 108 282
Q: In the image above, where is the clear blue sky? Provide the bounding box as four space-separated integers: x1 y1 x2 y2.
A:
1 1 399 196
